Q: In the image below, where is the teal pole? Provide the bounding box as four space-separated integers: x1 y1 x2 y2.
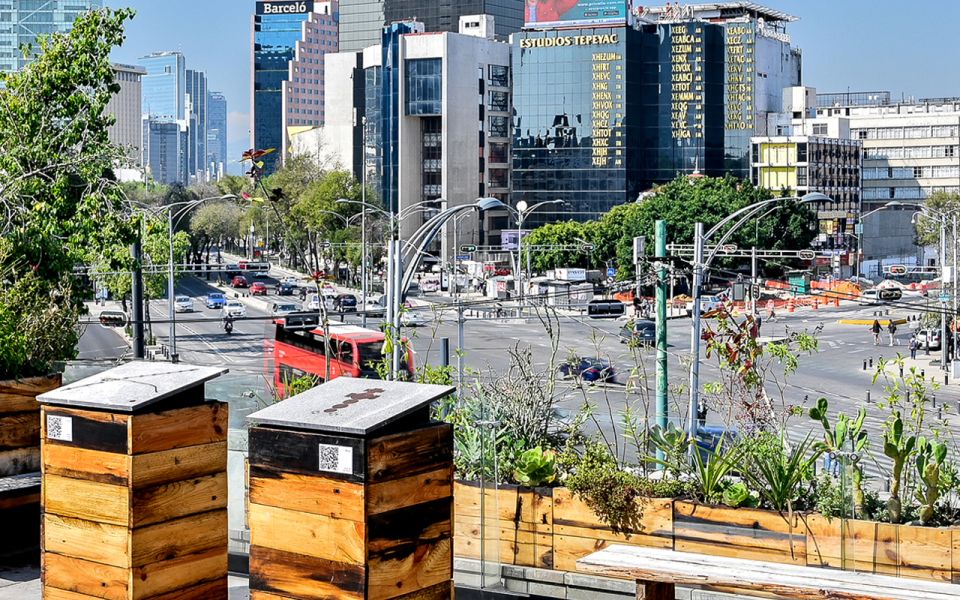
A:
655 220 669 438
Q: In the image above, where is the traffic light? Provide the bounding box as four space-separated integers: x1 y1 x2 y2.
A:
99 311 127 328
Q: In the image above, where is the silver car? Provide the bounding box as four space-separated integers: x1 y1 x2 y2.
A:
174 295 194 313
221 300 247 319
271 302 300 317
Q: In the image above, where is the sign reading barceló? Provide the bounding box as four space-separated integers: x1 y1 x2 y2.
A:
258 0 313 15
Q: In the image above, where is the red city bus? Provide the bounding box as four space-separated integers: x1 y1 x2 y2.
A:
273 321 414 395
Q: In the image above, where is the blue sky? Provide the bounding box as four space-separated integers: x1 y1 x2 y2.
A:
105 0 960 171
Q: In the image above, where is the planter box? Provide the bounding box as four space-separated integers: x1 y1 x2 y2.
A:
0 374 61 476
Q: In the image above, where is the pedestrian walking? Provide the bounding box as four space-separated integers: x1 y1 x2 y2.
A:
871 319 882 345
909 336 918 360
888 320 898 346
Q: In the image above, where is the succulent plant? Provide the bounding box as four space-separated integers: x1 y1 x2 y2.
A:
512 447 557 487
883 412 916 524
914 437 947 525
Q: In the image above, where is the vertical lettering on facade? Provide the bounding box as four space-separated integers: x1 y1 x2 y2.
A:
671 25 703 140
591 50 624 167
725 24 755 131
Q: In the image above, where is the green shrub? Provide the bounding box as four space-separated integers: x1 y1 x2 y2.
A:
513 447 557 487
722 482 758 508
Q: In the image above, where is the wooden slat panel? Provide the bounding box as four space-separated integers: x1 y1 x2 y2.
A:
0 374 59 413
130 441 226 489
130 546 225 600
43 553 129 600
367 423 452 483
0 446 39 477
42 443 130 486
554 490 673 543
131 509 227 567
249 502 366 564
43 514 130 568
40 587 105 600
367 465 452 516
953 529 960 584
138 578 227 600
43 474 129 527
368 538 452 600
41 408 129 454
454 514 548 567
388 581 452 600
897 523 953 582
249 545 365 600
0 412 40 451
131 472 227 528
454 481 520 521
129 402 227 455
249 426 366 484
249 466 365 522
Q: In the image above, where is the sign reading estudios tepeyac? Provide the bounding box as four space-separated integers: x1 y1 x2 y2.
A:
257 0 314 15
524 0 629 28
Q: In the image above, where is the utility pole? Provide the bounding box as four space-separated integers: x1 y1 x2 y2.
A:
457 303 465 392
653 224 668 439
688 222 705 449
751 246 758 316
942 218 949 370
131 236 145 359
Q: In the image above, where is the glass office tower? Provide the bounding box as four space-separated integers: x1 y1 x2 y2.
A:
140 51 186 122
0 0 102 72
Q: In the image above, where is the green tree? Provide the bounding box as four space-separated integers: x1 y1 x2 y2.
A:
523 220 593 272
914 191 960 248
190 201 243 266
0 8 135 378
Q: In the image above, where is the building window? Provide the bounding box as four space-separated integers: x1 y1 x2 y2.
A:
405 58 442 116
796 143 807 162
488 64 508 87
488 91 508 112
812 123 828 136
914 166 923 179
797 166 808 186
489 116 509 138
488 142 508 164
488 168 508 188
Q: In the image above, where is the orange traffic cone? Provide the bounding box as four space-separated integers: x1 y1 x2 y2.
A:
787 297 796 313
812 297 819 310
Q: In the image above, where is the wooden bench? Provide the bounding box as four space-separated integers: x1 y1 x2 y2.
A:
576 544 960 600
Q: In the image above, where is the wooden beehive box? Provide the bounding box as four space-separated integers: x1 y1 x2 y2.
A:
37 362 229 600
247 378 455 600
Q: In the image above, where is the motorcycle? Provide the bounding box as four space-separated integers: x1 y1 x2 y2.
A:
223 317 234 335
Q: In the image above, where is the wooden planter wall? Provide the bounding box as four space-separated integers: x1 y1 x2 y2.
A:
453 482 960 586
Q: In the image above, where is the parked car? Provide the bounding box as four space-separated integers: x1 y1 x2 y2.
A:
231 275 249 288
271 302 300 317
221 300 246 319
916 329 941 350
400 310 428 327
250 281 268 296
277 282 297 296
174 295 194 313
686 295 724 314
205 292 227 309
558 357 614 382
334 294 358 312
619 319 656 346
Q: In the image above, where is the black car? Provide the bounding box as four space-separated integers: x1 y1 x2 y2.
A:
277 282 297 296
558 357 614 382
619 319 656 346
334 293 358 312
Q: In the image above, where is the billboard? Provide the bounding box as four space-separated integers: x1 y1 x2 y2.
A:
524 0 627 28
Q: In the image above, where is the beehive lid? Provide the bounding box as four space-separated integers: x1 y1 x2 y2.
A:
247 378 454 435
37 361 227 412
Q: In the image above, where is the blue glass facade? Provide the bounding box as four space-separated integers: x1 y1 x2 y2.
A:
139 52 185 122
405 58 442 116
253 0 315 174
363 65 383 203
377 21 419 213
0 0 102 72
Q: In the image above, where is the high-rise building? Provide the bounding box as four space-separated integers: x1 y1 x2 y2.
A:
510 2 802 229
338 0 523 52
142 120 188 185
0 0 103 72
186 69 208 182
252 0 339 174
207 91 228 179
106 63 146 168
815 93 960 272
140 51 186 123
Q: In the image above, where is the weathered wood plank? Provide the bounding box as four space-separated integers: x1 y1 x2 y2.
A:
41 408 129 454
130 441 226 489
576 544 959 600
131 509 227 567
43 514 129 568
555 491 673 544
0 446 39 477
249 502 366 565
249 466 365 522
40 587 107 600
43 474 130 527
42 552 128 600
0 374 60 413
130 472 227 528
130 546 225 600
453 481 520 521
129 401 227 455
388 580 452 600
454 514 551 567
249 545 365 600
368 538 452 600
367 465 452 516
368 498 452 599
138 578 227 600
953 529 960 584
366 423 452 483
0 412 40 451
42 443 130 486
249 425 366 483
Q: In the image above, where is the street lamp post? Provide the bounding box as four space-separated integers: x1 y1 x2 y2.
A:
513 199 563 310
687 193 832 448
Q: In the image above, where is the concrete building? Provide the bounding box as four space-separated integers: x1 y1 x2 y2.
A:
252 0 339 174
338 0 523 52
142 120 188 185
0 0 102 72
207 91 228 179
106 63 146 168
186 69 209 182
815 94 960 274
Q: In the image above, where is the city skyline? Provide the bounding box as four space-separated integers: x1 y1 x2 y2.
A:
104 0 960 174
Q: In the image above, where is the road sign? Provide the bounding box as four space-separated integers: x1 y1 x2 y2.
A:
720 244 738 253
798 249 816 260
607 267 617 278
456 254 471 261
459 244 477 253
888 264 908 275
940 294 952 304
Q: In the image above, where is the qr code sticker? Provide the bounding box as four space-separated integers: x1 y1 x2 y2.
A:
47 415 73 442
318 443 353 475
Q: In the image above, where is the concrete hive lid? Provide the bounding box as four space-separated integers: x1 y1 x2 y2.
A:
37 361 228 412
247 378 455 435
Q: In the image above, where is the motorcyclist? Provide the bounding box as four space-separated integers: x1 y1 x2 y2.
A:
223 314 234 334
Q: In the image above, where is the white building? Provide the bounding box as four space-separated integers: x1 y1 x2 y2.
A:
106 63 146 170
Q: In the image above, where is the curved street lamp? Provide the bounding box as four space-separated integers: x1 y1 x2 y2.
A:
687 192 834 447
